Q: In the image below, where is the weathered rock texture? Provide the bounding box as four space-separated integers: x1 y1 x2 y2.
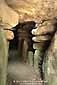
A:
0 26 9 85
44 31 57 85
0 0 57 85
0 0 19 29
6 0 57 22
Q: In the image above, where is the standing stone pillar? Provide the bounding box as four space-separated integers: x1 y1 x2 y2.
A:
33 43 46 81
43 32 57 85
0 26 9 85
28 51 34 66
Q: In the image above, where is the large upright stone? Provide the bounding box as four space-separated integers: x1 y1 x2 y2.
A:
0 27 8 85
43 32 57 85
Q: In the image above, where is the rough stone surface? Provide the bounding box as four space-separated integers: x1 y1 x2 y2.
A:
43 31 57 85
0 0 57 85
5 0 57 85
0 0 19 29
6 0 57 22
0 27 8 85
